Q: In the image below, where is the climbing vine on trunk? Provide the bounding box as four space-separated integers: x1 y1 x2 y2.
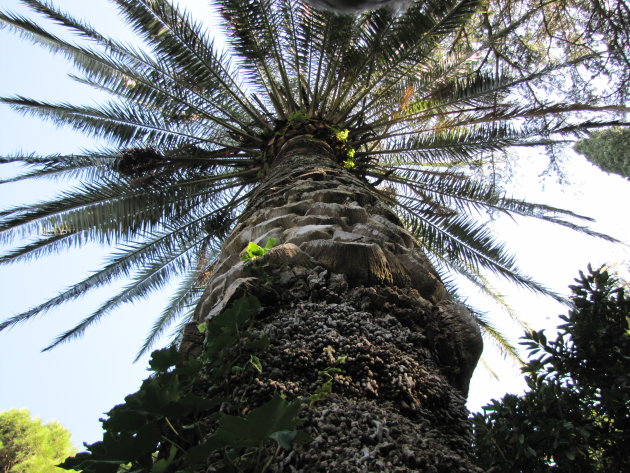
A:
61 296 309 473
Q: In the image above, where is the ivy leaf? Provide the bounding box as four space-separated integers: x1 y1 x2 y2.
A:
308 379 332 402
151 445 177 473
214 394 303 448
249 355 263 373
241 239 276 261
184 436 224 466
268 430 310 449
110 373 182 417
206 296 261 339
245 241 266 258
263 238 277 250
148 346 181 372
230 295 262 323
58 452 122 473
204 295 261 361
72 423 161 468
176 393 222 412
103 422 162 458
101 409 149 433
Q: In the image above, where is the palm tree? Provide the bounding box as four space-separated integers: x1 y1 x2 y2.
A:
0 0 623 470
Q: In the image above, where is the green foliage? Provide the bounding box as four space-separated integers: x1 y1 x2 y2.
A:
574 128 630 179
308 347 346 402
286 110 308 125
332 129 350 143
0 409 77 473
240 238 277 262
60 295 307 473
472 266 630 472
188 394 307 467
342 147 357 169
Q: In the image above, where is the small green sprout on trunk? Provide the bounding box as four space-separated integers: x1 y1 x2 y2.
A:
241 238 277 262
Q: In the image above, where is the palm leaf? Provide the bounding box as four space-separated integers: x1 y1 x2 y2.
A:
42 233 205 351
0 202 235 331
112 0 267 127
135 263 208 360
0 151 114 184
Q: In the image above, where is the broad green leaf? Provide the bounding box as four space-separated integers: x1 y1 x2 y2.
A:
249 355 263 373
268 430 310 449
151 445 177 473
148 345 181 372
213 394 303 447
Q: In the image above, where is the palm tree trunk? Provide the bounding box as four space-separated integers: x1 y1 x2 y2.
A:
186 135 483 472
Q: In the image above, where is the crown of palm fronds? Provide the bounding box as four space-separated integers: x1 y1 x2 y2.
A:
0 0 622 359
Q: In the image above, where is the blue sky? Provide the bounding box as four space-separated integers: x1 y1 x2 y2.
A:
0 0 628 449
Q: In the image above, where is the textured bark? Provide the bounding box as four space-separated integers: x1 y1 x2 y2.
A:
186 136 483 472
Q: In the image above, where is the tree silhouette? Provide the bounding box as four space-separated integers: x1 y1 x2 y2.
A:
472 266 630 472
574 128 630 179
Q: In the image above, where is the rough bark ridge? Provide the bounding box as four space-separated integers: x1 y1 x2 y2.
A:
187 136 483 472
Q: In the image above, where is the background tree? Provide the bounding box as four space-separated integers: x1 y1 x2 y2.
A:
0 409 76 473
471 266 630 472
468 0 629 104
455 0 630 177
574 127 630 179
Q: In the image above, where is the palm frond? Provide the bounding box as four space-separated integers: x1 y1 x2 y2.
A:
3 2 265 137
440 268 526 364
135 264 208 360
0 151 113 185
0 231 85 265
111 0 267 127
42 233 205 351
0 202 233 331
376 167 620 245
475 313 523 364
338 0 483 119
221 0 303 116
400 206 566 302
1 96 213 148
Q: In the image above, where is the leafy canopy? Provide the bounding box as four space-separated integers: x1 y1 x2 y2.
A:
0 0 625 357
472 266 630 472
0 408 77 473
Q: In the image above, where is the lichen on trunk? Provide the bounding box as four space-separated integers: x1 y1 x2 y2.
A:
185 136 484 472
